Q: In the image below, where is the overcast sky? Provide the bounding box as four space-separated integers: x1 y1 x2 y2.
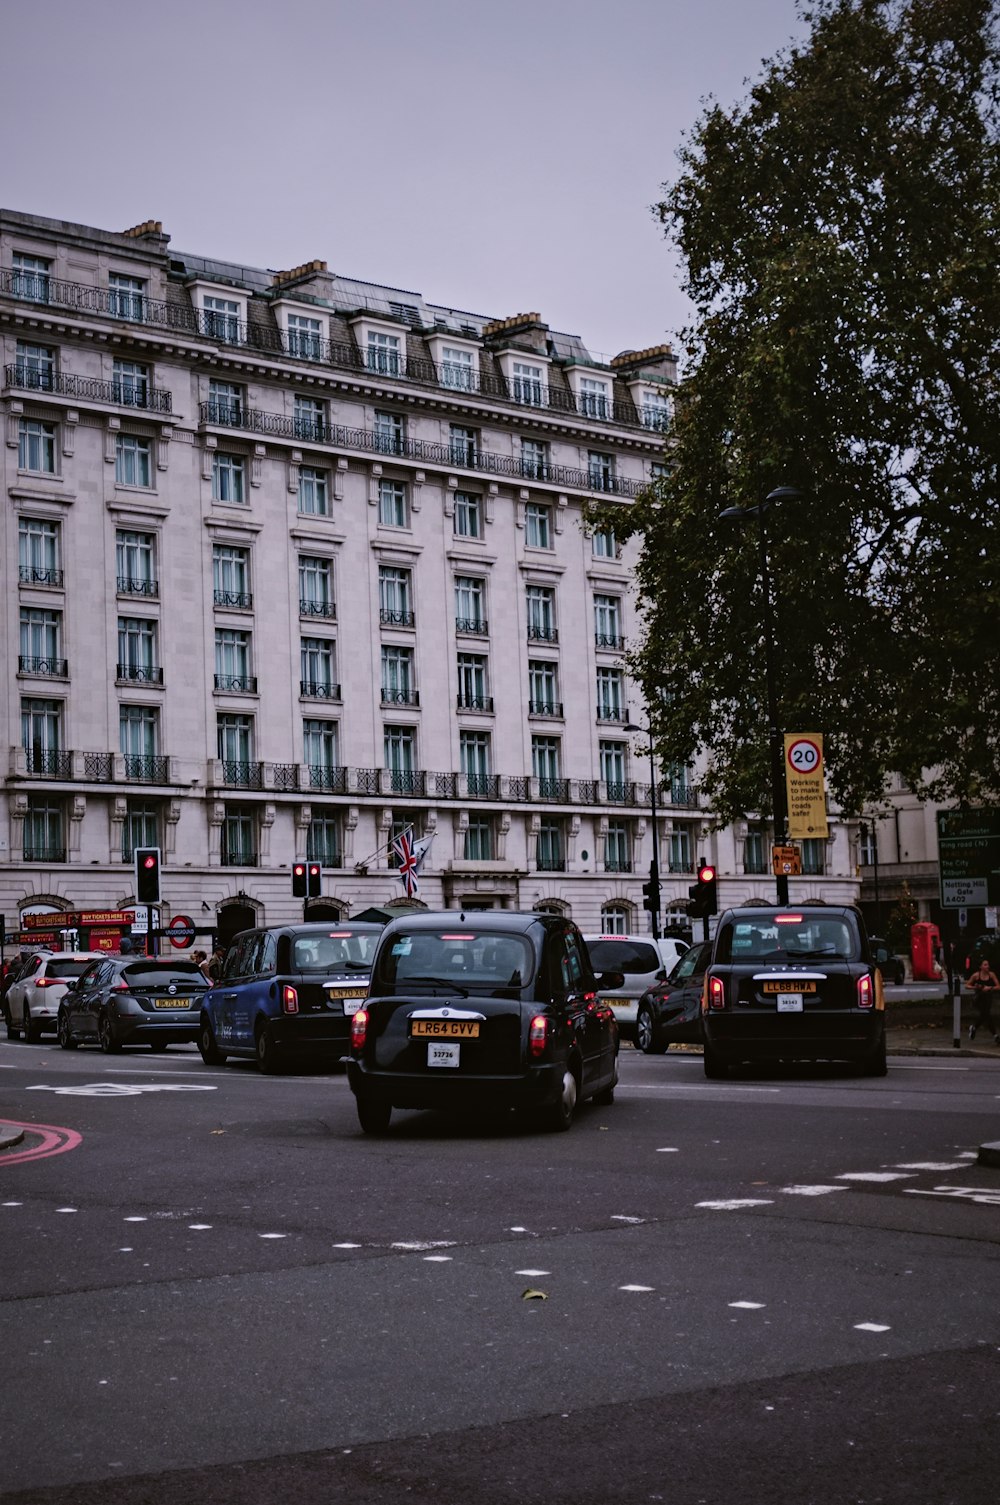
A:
3 0 808 362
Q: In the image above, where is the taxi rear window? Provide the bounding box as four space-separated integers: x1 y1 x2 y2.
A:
376 932 533 990
717 917 857 962
292 933 381 973
587 939 660 975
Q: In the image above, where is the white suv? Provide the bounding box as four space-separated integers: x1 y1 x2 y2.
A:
5 951 106 1042
583 934 689 1041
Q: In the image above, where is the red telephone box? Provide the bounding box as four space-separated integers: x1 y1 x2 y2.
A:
911 921 942 982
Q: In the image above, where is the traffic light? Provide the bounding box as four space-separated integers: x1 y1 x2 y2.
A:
641 861 661 916
687 863 718 919
307 862 322 897
292 862 308 898
134 847 161 905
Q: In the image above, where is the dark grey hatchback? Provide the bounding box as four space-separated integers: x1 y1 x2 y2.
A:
58 957 209 1052
347 911 621 1133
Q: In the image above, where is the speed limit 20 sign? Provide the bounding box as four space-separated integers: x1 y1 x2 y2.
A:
785 737 823 775
783 733 829 839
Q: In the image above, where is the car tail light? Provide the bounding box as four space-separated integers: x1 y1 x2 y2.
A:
528 1014 549 1057
857 974 874 1009
282 985 299 1014
351 1008 369 1050
707 975 726 1011
35 976 61 988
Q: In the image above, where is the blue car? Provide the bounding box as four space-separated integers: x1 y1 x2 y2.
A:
198 921 383 1073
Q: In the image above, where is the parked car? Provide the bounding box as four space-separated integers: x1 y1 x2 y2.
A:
198 921 384 1072
5 951 106 1042
701 905 887 1078
583 933 688 1041
58 956 210 1052
348 911 622 1134
869 936 905 986
635 940 712 1053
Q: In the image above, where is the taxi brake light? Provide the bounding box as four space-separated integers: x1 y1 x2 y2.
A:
351 1008 369 1050
282 985 299 1014
857 974 874 1009
528 1014 549 1057
707 976 726 1011
775 915 804 924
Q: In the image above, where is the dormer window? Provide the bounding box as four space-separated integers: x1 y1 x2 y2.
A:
274 300 330 360
367 330 401 376
427 333 481 393
512 360 545 407
108 273 146 322
566 368 612 420
640 388 672 431
190 282 248 344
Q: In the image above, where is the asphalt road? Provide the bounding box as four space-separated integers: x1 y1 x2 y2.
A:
1 1035 999 1505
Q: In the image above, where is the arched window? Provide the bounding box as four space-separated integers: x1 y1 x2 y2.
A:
601 903 631 933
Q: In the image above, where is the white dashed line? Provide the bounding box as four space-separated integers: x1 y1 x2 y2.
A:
124 1217 147 1223
423 1255 453 1262
619 1284 655 1292
892 1162 966 1172
729 1301 766 1309
259 1233 287 1240
656 1147 680 1153
611 1214 644 1224
780 1185 849 1197
390 1240 457 1251
515 1269 551 1277
836 1171 915 1183
333 1242 362 1249
696 1199 774 1211
188 1224 212 1231
2 1201 23 1207
855 1323 891 1333
55 1206 77 1213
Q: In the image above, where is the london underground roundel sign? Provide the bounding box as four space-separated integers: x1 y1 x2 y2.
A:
167 915 197 948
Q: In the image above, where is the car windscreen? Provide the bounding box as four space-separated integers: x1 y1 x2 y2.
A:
292 932 381 974
375 931 533 991
717 916 857 963
587 939 661 975
121 964 208 989
48 959 99 979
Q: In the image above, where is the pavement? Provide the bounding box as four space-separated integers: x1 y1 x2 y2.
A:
884 996 1000 1057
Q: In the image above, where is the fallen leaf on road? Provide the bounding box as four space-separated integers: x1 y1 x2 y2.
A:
522 1288 548 1301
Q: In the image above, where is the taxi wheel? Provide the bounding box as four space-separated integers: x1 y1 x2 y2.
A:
57 1012 77 1051
356 1093 392 1135
542 1066 579 1132
98 1016 122 1054
23 1006 40 1044
255 1023 281 1075
198 1018 227 1066
861 1028 888 1077
636 1005 667 1055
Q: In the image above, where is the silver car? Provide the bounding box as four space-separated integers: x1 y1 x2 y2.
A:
583 934 689 1041
5 951 106 1042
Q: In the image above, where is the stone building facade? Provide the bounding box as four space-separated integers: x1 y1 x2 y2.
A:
0 209 860 948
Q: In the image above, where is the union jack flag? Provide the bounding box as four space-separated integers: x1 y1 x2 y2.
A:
391 828 421 897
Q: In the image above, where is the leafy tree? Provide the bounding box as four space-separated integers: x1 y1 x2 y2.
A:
601 0 1000 826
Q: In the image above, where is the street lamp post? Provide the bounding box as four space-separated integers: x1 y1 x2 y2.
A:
624 720 660 939
719 486 802 905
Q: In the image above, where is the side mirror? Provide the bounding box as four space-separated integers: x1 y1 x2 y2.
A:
598 970 625 990
654 968 667 981
62 980 77 993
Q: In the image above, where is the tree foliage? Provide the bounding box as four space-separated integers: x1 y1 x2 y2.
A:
605 0 1000 825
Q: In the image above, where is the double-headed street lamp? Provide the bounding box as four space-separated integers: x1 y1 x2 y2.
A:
624 719 660 939
719 486 803 905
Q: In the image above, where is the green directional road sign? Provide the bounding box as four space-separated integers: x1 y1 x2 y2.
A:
937 808 1000 908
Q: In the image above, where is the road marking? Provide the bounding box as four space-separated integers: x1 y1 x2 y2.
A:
905 1186 1000 1206
423 1255 453 1262
696 1199 774 1211
780 1185 848 1197
656 1147 680 1153
516 1269 551 1277
729 1301 765 1309
259 1233 287 1240
836 1171 915 1183
391 1240 457 1251
855 1323 891 1333
611 1214 644 1224
892 1161 967 1171
333 1242 362 1249
0 1120 82 1164
25 1083 217 1097
188 1224 213 1231
619 1284 655 1292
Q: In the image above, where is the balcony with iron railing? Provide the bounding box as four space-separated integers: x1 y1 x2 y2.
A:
603 858 633 873
221 845 259 867
385 769 426 796
536 854 567 872
465 773 502 800
379 607 415 628
309 764 349 794
455 616 488 636
4 363 173 412
526 625 559 643
270 763 299 792
596 703 627 724
214 589 253 610
214 673 258 694
118 576 159 598
19 565 64 588
116 663 163 684
457 694 494 713
536 777 571 802
381 687 420 707
24 749 72 778
300 680 341 700
529 700 563 718
595 632 626 651
18 655 68 677
299 598 336 619
123 754 169 783
199 401 646 497
220 761 264 789
0 268 671 439
22 845 67 863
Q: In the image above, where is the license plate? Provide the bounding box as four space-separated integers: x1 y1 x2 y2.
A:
776 995 803 1011
763 981 816 994
411 1019 480 1038
154 998 193 1009
341 998 364 1016
428 1041 460 1068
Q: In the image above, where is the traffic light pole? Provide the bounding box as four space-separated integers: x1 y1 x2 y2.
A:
648 739 661 940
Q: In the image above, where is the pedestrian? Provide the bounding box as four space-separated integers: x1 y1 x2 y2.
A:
206 945 225 982
118 935 134 955
192 948 210 980
966 957 1000 1043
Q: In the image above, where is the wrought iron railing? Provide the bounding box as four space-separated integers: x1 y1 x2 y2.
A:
299 599 336 619
596 705 626 722
578 780 600 804
386 769 426 796
595 633 626 651
19 655 67 676
271 763 299 791
537 778 570 802
116 663 163 684
123 754 168 782
527 625 559 642
606 780 637 804
431 772 459 798
466 773 501 799
25 749 72 777
221 761 264 789
508 777 531 801
356 767 380 795
379 607 415 627
214 589 253 609
604 859 633 873
309 765 348 794
300 680 341 700
118 576 159 597
457 694 494 712
18 565 64 587
536 855 567 872
23 846 66 863
214 674 258 694
529 700 563 718
4 363 173 412
455 616 488 635
85 753 114 780
221 846 259 867
381 688 420 706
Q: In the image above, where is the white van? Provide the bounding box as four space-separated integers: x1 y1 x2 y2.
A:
583 934 689 1041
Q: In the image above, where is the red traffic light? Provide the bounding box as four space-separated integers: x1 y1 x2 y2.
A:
698 864 716 883
142 854 157 869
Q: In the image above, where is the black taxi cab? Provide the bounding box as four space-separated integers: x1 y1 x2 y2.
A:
346 911 622 1133
701 904 887 1078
